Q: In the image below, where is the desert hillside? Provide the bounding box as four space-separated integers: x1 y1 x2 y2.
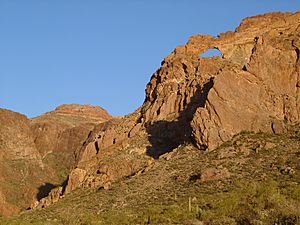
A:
0 11 300 225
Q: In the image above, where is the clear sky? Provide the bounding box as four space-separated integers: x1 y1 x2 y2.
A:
0 1 299 118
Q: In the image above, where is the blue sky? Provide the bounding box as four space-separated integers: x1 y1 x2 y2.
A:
0 1 299 117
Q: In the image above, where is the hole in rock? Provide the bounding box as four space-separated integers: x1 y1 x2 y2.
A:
200 48 223 58
95 141 100 154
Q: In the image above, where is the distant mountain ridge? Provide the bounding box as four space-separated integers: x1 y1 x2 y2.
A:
0 104 112 216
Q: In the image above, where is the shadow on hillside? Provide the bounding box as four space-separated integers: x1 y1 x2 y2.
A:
36 183 57 200
145 78 214 159
36 179 68 201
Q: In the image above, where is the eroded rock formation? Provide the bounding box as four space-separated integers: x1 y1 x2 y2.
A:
143 11 300 150
191 12 300 149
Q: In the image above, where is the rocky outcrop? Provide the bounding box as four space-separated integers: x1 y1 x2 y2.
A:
28 11 300 210
31 186 64 209
74 111 142 164
142 11 300 150
191 12 300 149
198 167 231 183
35 136 153 208
81 11 298 180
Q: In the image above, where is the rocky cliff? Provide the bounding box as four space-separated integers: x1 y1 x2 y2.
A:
33 11 300 208
145 11 300 150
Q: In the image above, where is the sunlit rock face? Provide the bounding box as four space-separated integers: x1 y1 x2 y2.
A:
143 12 300 150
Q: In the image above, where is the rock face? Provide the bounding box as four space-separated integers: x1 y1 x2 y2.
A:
30 104 112 181
191 12 300 149
143 11 300 150
0 105 112 216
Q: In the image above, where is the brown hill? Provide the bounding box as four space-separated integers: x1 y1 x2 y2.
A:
30 104 112 181
39 104 112 123
0 109 48 216
0 105 112 216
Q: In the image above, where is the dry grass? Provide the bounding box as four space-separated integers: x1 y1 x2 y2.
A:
2 127 300 224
